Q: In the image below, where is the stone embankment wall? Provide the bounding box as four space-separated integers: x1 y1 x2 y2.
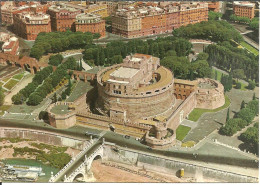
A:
196 78 225 109
0 127 86 150
103 146 258 183
167 91 197 131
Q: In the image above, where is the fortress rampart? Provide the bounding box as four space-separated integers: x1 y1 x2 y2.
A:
196 78 225 109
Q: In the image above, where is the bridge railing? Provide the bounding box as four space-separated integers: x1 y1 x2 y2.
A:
64 144 103 182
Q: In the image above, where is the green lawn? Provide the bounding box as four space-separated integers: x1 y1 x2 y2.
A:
188 95 231 122
240 41 259 56
176 125 191 141
2 77 10 83
0 82 3 87
3 79 19 90
0 105 11 115
13 73 24 80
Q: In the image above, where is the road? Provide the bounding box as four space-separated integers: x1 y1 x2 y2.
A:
230 23 259 49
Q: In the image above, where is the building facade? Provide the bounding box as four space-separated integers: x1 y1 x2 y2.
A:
47 4 81 32
85 3 108 18
0 32 19 55
1 3 31 25
112 2 208 38
97 53 176 121
179 2 208 26
233 1 255 19
208 1 220 12
13 12 51 40
75 13 105 37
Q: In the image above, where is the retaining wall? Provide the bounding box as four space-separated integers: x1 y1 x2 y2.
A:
103 146 258 183
0 127 86 150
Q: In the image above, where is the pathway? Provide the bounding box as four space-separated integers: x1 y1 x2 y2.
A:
4 73 33 105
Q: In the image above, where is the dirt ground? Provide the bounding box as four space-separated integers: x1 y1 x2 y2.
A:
91 161 158 183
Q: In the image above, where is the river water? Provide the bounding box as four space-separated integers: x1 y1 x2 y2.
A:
1 158 59 182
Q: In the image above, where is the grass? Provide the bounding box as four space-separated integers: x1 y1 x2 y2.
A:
240 41 259 56
13 73 24 80
0 105 11 115
181 141 196 147
2 77 10 82
176 125 191 141
0 82 3 87
188 95 231 122
3 79 19 90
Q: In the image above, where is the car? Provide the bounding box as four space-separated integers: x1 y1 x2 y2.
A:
124 135 130 139
147 147 152 150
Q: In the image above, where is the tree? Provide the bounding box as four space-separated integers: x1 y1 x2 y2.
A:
226 108 230 122
191 60 211 78
215 70 218 80
197 52 209 60
247 80 256 90
236 108 255 124
240 100 246 109
0 87 4 106
247 100 259 116
219 118 247 136
235 82 241 89
208 11 223 20
53 93 57 103
232 69 245 82
39 111 49 121
253 93 256 100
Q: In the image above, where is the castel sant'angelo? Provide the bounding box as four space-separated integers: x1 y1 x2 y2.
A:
48 53 225 148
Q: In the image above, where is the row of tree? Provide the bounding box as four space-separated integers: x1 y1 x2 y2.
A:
172 20 243 42
205 41 259 83
30 31 98 60
12 66 53 104
240 122 258 154
83 37 193 67
229 14 251 24
160 52 211 80
0 87 4 106
220 98 258 136
249 18 259 32
220 73 233 92
12 57 77 105
27 57 77 106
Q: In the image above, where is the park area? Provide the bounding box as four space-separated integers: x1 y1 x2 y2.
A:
240 41 259 56
0 72 26 92
176 125 191 141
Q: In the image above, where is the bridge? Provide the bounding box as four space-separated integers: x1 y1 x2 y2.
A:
0 53 48 74
0 53 97 80
49 131 106 182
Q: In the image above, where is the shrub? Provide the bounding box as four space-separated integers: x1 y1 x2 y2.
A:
247 80 256 90
236 108 255 124
39 111 49 120
247 100 259 116
235 82 241 89
220 118 247 136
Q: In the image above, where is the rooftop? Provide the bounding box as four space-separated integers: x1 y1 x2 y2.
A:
50 105 71 115
137 66 173 92
233 1 255 7
110 67 139 79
